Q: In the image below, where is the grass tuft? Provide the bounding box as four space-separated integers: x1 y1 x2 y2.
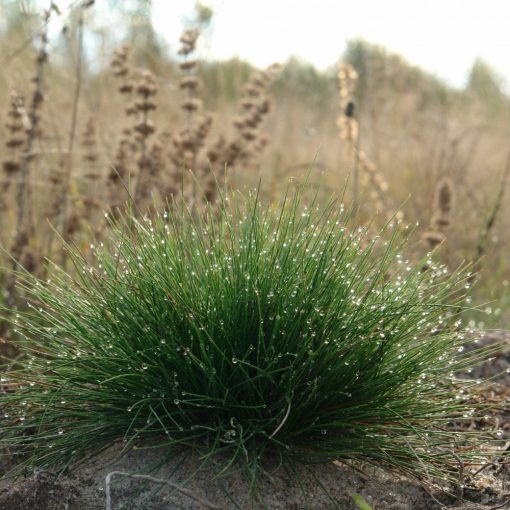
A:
0 185 499 491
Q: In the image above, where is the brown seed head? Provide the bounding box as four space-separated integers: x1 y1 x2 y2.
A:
135 99 157 112
3 160 20 174
179 60 198 71
134 120 156 137
434 177 455 216
118 82 134 94
181 98 202 112
6 137 25 149
136 71 158 97
422 230 446 248
179 76 199 90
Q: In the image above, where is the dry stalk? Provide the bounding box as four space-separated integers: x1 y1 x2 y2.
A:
132 70 159 208
66 116 102 237
1 91 26 208
109 48 163 215
169 28 209 207
337 63 397 220
108 45 136 216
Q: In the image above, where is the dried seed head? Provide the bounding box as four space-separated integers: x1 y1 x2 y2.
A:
241 98 255 110
36 50 48 64
3 160 20 174
251 73 268 88
178 28 200 56
136 71 158 97
434 177 455 216
179 76 199 90
181 98 202 112
206 135 227 164
257 98 271 114
135 99 157 112
242 129 258 142
125 102 137 116
337 63 359 145
110 140 130 183
6 137 24 149
197 114 213 136
179 60 198 71
3 91 26 177
82 197 101 210
134 120 156 137
111 45 131 78
233 116 245 129
82 117 98 165
6 92 24 120
118 82 134 94
244 84 261 97
422 230 446 248
432 212 451 229
5 120 23 132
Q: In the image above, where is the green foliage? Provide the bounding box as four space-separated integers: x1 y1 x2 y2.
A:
0 186 497 488
352 494 374 510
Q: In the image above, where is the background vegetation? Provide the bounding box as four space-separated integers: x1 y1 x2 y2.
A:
1 0 509 357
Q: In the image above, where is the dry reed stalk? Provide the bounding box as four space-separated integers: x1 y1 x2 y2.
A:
109 47 163 215
336 63 397 220
81 116 99 167
168 28 208 206
1 91 25 205
132 69 158 208
66 116 102 237
108 46 135 216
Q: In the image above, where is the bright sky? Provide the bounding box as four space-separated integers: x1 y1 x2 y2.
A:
151 0 510 90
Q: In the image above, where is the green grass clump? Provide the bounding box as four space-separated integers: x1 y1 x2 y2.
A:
0 187 495 488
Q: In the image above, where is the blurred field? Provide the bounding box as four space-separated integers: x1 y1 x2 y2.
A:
1 0 510 341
